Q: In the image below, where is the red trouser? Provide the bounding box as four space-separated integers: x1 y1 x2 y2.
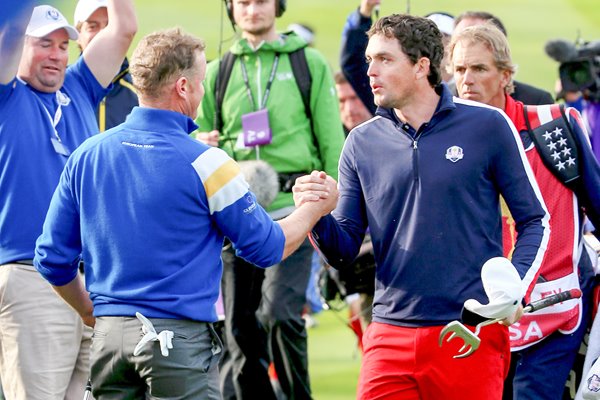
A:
357 321 510 400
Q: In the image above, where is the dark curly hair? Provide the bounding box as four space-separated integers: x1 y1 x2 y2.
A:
367 14 444 87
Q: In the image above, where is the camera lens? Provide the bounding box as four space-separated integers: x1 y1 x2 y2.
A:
560 60 593 91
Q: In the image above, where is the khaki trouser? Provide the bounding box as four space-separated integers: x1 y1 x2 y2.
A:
0 263 91 400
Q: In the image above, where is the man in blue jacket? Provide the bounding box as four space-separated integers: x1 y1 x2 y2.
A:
34 27 337 399
295 14 550 400
0 1 136 398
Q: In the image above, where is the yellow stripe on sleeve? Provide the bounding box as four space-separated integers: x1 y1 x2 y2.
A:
192 148 250 214
203 159 240 198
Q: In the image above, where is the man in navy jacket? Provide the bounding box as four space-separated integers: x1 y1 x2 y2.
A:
296 14 549 400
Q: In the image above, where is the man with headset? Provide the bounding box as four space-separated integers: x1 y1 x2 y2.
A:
195 0 344 399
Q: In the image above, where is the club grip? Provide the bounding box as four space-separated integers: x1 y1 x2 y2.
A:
524 288 582 313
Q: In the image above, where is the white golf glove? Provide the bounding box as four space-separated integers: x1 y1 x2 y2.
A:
133 312 174 357
464 257 524 320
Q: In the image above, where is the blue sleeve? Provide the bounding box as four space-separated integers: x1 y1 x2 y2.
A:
191 146 284 267
66 57 112 108
34 160 82 286
491 112 550 283
213 191 285 268
311 137 367 268
567 107 600 238
339 8 376 115
1 0 34 27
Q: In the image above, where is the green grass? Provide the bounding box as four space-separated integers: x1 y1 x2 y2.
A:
308 307 362 400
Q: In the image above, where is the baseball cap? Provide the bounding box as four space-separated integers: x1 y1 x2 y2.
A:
26 5 78 40
74 0 108 26
426 12 455 36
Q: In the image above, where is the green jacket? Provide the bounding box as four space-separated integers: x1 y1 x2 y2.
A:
196 32 345 212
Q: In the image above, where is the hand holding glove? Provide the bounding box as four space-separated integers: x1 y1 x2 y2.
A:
464 257 524 321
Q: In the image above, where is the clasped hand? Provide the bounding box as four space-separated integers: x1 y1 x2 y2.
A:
292 170 339 216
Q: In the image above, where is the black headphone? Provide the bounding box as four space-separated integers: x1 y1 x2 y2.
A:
225 0 287 24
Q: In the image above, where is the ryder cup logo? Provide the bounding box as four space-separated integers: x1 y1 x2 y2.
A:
445 146 464 163
46 8 61 21
587 374 600 393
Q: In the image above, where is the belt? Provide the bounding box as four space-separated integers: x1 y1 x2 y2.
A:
12 259 34 266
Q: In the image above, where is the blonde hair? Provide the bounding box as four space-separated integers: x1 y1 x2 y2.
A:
130 28 206 99
449 22 516 94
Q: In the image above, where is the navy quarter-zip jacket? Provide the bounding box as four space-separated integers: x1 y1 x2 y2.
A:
312 84 550 327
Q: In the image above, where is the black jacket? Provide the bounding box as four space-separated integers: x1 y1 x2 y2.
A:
340 9 555 110
511 81 555 105
97 58 138 131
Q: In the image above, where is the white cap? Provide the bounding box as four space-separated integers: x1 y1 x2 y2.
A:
26 5 78 40
426 13 455 36
74 0 107 26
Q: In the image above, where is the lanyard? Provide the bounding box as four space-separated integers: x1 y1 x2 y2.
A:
239 53 280 111
33 90 68 143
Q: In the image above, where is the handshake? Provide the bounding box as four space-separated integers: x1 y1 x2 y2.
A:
292 170 339 217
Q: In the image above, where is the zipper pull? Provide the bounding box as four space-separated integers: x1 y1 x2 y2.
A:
413 140 418 150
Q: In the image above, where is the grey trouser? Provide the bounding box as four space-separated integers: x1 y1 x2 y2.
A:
91 316 222 399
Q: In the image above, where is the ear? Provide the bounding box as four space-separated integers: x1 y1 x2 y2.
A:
500 68 512 91
414 57 431 81
175 76 189 99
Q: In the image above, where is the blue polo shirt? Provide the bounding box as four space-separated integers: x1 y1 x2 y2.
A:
35 107 285 322
0 58 108 265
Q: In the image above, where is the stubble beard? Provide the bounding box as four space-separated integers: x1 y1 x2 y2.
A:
38 72 65 92
240 17 275 37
